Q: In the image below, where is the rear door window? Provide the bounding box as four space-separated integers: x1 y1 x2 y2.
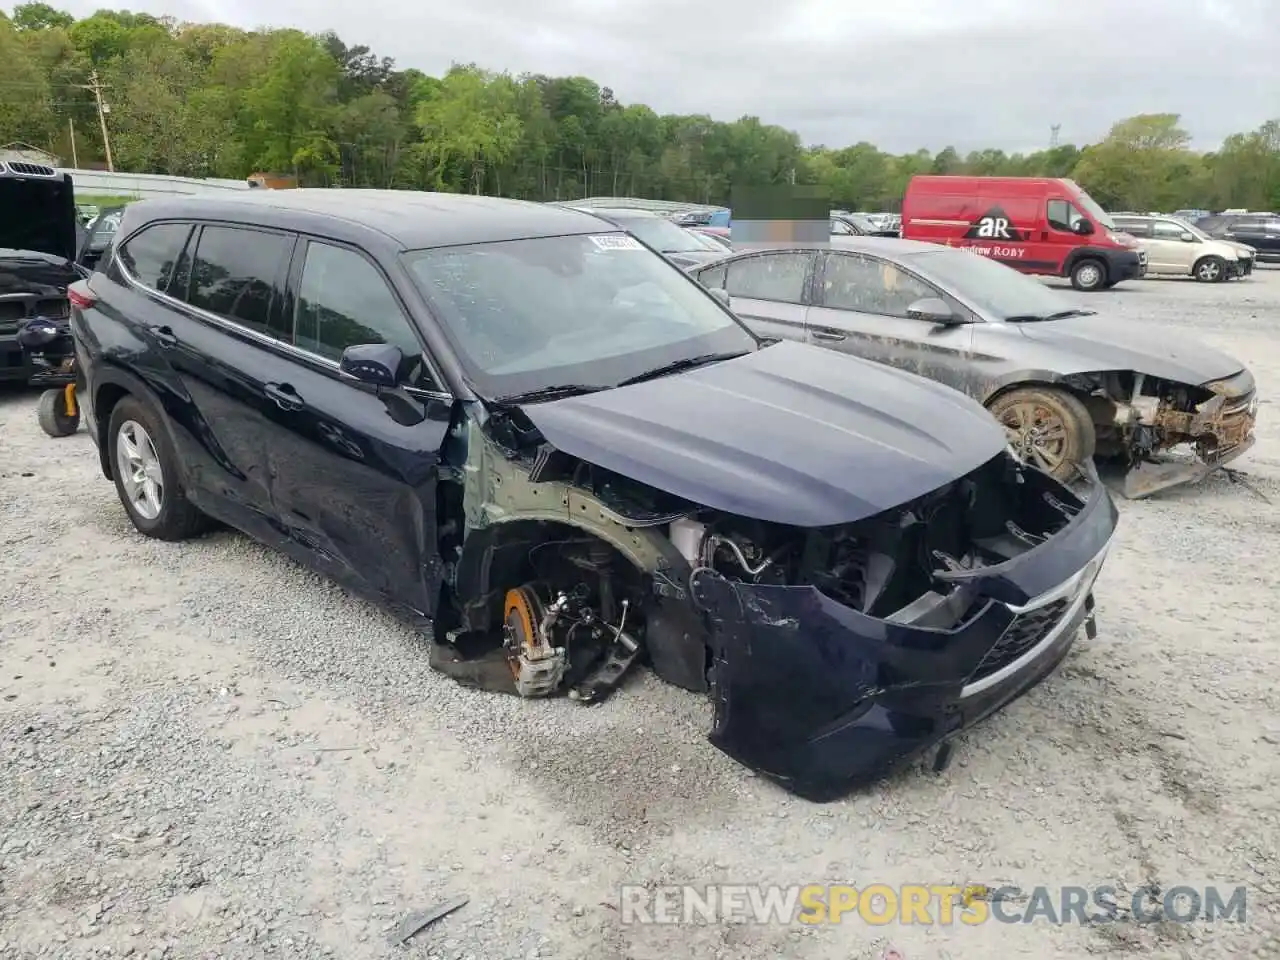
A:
183 225 294 342
117 222 193 293
725 252 813 303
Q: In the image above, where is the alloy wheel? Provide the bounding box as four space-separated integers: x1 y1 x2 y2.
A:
115 419 165 520
998 401 1069 474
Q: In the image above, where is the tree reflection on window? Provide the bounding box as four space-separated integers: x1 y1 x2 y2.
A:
293 241 427 383
120 223 191 293
187 226 291 339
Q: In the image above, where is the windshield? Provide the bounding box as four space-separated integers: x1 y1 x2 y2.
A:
616 216 710 254
403 233 756 399
1064 180 1115 230
686 229 727 251
906 248 1072 321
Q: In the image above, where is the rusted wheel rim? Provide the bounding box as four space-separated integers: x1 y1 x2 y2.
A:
999 402 1069 472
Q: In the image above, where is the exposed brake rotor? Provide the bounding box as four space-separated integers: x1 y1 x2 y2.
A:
502 585 566 697
503 586 544 677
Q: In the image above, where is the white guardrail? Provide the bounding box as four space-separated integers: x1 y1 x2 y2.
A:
60 169 251 199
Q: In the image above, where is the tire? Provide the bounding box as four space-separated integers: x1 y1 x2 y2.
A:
987 386 1096 482
1069 258 1107 291
37 388 80 437
107 395 207 541
1193 256 1226 283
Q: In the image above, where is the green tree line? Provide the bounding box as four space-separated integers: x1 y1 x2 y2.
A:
3 3 1279 212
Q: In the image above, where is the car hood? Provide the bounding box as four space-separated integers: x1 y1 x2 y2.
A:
1009 314 1245 386
517 340 1008 527
0 248 80 297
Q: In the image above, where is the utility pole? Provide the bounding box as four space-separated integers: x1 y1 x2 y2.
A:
1050 124 1061 149
80 71 114 172
68 117 78 168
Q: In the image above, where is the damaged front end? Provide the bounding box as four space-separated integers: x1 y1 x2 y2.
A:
1075 369 1257 498
688 452 1116 800
427 403 1119 800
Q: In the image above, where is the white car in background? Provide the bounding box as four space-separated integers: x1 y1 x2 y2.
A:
1111 214 1250 281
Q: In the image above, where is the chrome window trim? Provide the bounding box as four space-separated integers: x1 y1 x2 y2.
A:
113 226 453 399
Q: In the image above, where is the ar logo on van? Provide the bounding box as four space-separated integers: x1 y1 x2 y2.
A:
965 207 1026 241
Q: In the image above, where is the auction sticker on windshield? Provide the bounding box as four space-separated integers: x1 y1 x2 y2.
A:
590 234 644 250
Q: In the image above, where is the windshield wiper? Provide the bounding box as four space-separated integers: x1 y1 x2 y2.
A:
1004 309 1097 323
492 384 603 404
616 351 750 387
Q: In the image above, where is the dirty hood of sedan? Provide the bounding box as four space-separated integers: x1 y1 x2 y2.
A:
517 340 1008 527
1010 314 1245 386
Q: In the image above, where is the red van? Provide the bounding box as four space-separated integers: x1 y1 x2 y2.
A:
901 175 1146 291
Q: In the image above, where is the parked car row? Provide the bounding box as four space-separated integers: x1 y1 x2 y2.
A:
1195 213 1280 264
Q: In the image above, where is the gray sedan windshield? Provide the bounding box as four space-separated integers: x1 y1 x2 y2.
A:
906 248 1072 320
620 217 711 254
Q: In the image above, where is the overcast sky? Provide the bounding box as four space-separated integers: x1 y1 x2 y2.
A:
52 0 1280 154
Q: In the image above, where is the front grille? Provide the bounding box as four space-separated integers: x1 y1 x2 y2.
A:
0 294 70 336
971 598 1071 681
0 161 58 178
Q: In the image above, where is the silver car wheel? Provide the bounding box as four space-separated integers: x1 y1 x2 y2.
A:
1196 260 1221 281
115 419 164 520
1076 263 1101 287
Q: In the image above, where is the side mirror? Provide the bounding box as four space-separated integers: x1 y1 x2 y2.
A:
1179 232 1196 242
708 286 730 306
906 297 958 324
340 343 402 388
1072 219 1094 236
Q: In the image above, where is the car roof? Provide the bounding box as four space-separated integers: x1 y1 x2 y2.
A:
694 236 949 268
568 206 663 220
124 189 616 249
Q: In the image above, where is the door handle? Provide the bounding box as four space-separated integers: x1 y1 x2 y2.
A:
264 382 304 411
150 325 178 347
811 329 846 342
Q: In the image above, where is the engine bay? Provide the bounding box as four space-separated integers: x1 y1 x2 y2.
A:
670 450 1081 622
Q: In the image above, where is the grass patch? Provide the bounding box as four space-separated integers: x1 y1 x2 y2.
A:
76 194 137 207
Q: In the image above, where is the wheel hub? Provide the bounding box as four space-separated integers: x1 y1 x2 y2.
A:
115 420 165 520
1000 402 1069 473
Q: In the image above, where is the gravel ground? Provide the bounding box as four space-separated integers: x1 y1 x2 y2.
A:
3 268 1280 960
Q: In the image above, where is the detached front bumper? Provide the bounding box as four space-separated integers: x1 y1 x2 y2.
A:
693 477 1119 802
